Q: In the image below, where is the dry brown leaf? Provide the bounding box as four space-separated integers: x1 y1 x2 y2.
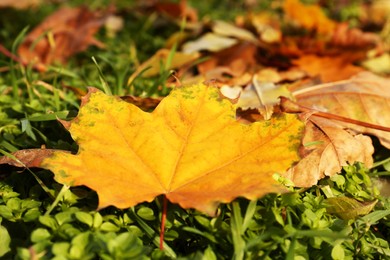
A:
283 116 374 187
0 149 63 168
17 6 112 71
127 49 200 84
197 42 258 80
331 23 380 48
293 72 390 148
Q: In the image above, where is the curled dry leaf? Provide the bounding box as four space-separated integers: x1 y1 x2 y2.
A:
281 72 390 187
0 84 303 215
282 115 374 187
17 6 113 71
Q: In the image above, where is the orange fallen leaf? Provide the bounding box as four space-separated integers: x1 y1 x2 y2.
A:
17 6 112 71
292 54 364 82
5 84 302 216
283 0 336 35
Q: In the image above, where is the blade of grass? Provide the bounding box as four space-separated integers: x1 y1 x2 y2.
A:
182 227 218 243
10 26 30 99
92 56 112 95
242 200 257 232
231 201 245 260
22 111 69 121
0 140 19 153
48 66 80 78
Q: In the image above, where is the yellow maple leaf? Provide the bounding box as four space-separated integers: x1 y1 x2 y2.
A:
41 84 303 215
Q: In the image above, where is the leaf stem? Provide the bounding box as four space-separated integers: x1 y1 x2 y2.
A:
280 97 390 132
160 195 168 250
128 207 176 257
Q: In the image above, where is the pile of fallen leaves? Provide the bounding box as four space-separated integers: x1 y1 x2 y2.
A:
0 0 390 259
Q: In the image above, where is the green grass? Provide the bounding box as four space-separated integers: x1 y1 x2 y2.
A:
0 1 389 259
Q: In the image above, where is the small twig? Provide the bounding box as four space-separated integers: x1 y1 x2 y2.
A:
309 110 390 132
0 43 25 64
0 43 46 72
